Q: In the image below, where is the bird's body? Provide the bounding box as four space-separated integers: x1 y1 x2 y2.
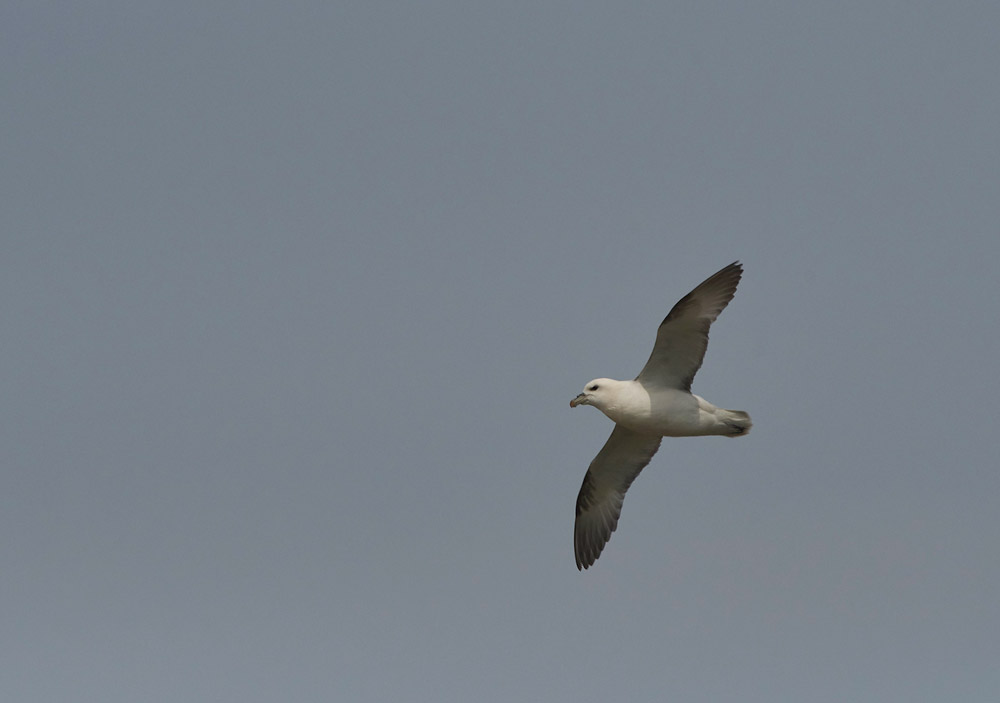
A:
570 261 751 570
574 378 750 437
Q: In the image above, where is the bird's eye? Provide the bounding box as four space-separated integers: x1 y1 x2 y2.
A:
588 384 599 391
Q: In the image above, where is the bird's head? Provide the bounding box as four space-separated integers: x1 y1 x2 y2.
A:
570 379 615 409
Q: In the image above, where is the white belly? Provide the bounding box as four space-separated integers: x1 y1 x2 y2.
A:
601 386 714 436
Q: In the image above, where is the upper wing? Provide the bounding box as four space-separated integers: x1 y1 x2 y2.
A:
635 261 742 391
574 424 663 570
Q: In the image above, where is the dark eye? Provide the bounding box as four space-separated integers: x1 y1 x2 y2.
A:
588 384 599 391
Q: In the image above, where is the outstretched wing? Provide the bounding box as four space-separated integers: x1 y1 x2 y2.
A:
574 425 662 570
635 261 742 391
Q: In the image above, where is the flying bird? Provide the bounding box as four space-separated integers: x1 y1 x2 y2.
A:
570 261 751 570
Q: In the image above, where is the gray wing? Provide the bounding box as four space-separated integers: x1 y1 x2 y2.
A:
574 425 663 570
635 261 742 391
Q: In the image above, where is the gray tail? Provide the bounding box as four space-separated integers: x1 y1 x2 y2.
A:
723 410 752 437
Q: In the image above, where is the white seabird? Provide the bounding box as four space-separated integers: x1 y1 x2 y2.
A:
570 261 751 570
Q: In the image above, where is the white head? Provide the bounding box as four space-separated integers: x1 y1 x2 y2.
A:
569 378 618 409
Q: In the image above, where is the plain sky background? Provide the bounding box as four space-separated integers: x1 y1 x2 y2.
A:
3 2 999 701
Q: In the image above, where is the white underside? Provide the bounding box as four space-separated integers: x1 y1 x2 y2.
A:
597 381 745 437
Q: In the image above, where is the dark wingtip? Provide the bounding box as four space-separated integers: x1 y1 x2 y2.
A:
721 260 743 277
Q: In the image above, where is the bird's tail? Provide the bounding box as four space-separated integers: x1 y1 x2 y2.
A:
721 409 752 437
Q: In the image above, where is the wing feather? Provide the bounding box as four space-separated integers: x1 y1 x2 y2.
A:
635 261 742 390
574 425 662 570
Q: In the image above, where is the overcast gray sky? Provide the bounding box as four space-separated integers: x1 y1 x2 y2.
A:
3 2 999 701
